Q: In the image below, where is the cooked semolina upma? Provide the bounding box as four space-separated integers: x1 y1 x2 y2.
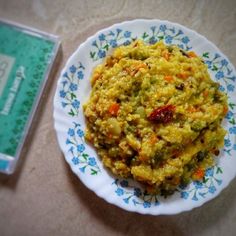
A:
83 40 228 195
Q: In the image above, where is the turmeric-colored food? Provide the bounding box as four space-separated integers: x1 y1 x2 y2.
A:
83 40 228 195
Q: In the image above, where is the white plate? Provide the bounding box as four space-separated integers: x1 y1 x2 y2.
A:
53 19 236 215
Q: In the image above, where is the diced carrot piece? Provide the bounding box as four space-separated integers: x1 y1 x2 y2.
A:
139 155 149 162
149 134 158 144
162 51 170 61
137 63 147 69
124 67 131 74
223 106 228 115
188 51 197 58
193 168 205 180
203 90 209 97
92 72 101 84
128 63 147 76
178 72 189 79
108 103 120 116
164 75 174 82
187 106 198 113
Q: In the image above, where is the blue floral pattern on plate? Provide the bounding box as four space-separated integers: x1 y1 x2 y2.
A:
141 25 192 50
55 20 236 212
113 179 159 208
202 52 236 93
66 122 100 175
201 52 236 157
90 29 133 61
89 25 193 62
179 167 222 201
59 62 85 117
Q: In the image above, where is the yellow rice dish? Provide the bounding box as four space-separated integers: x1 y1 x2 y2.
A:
83 40 228 195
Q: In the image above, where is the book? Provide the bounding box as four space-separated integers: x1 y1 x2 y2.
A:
0 19 60 174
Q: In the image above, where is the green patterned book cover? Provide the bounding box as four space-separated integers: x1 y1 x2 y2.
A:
0 20 60 174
